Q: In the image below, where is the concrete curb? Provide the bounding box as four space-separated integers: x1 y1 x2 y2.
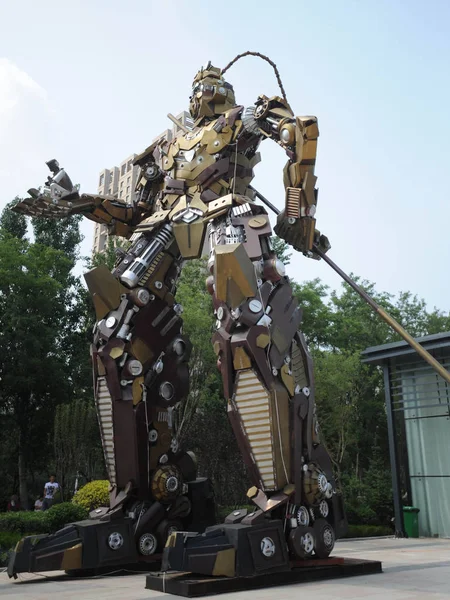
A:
337 535 395 542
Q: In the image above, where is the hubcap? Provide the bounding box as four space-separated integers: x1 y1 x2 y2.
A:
302 532 314 554
139 533 157 555
260 537 276 557
297 506 310 527
108 532 123 550
323 527 334 549
319 500 329 517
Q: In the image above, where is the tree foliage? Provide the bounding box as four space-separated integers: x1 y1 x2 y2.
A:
0 204 91 509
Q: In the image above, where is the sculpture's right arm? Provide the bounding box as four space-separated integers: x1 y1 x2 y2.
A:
12 155 164 238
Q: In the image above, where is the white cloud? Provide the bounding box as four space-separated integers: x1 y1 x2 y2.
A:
0 59 57 207
0 58 47 117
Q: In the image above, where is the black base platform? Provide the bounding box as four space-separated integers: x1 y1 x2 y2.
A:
145 557 382 597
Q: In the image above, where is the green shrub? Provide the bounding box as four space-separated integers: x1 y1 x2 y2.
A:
72 480 109 511
44 503 88 532
0 502 88 536
0 511 48 534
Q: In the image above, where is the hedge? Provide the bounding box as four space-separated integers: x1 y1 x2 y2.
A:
0 502 88 535
0 503 88 568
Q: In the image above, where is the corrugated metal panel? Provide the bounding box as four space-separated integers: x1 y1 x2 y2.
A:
95 377 116 485
234 370 276 490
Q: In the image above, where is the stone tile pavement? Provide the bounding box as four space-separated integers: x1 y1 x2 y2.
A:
1 537 450 600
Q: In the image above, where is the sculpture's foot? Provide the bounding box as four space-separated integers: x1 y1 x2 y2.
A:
162 486 348 578
7 516 140 578
8 477 217 579
162 517 290 578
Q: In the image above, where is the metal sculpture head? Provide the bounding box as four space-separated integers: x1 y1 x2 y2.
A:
189 62 236 120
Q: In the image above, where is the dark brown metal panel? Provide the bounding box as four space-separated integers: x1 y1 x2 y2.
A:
135 402 150 499
291 393 306 504
113 399 139 489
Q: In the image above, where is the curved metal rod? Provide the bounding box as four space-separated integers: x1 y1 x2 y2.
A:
314 246 450 386
250 184 450 385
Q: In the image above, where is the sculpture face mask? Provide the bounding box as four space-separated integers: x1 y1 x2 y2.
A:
189 62 236 120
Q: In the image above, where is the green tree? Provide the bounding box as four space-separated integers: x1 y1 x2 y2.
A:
0 234 73 506
0 199 27 239
0 205 88 508
54 399 105 498
292 278 332 347
271 236 292 265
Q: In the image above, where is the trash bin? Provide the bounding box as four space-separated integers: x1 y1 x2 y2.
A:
403 506 420 538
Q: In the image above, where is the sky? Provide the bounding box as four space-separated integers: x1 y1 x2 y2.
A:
1 0 449 311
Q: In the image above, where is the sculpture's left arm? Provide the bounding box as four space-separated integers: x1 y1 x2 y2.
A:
248 95 330 257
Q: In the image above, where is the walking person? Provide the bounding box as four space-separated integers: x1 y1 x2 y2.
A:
42 474 59 511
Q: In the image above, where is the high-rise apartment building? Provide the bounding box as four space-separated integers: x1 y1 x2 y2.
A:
92 111 193 255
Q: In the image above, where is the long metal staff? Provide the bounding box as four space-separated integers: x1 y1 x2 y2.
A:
249 186 450 385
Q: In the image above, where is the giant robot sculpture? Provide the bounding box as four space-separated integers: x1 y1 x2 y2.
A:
9 56 346 579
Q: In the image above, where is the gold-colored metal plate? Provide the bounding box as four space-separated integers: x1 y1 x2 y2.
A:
212 547 236 577
233 346 252 370
283 483 295 496
92 207 113 223
189 193 208 214
248 216 268 229
84 265 128 321
92 294 112 321
207 194 233 217
256 333 270 348
173 220 207 258
130 338 153 365
247 486 258 499
110 346 124 359
144 210 171 226
169 195 187 220
61 543 82 570
214 243 257 309
132 377 144 405
281 364 295 396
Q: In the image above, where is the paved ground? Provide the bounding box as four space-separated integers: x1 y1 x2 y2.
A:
1 537 450 599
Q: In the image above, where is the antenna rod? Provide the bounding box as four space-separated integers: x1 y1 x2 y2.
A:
167 113 190 133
